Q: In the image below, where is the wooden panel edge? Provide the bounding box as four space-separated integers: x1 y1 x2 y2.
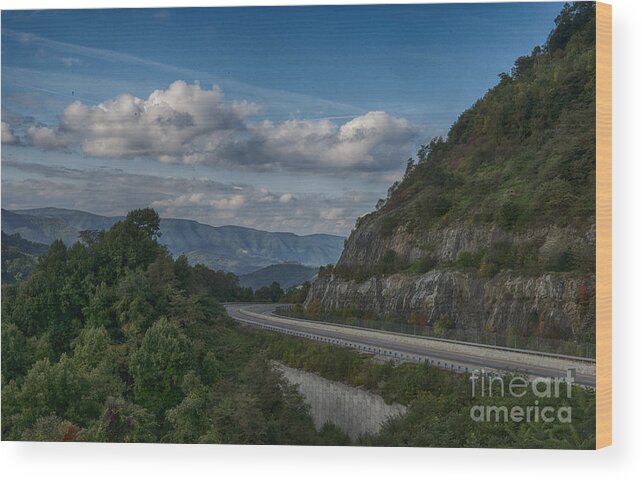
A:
595 1 612 450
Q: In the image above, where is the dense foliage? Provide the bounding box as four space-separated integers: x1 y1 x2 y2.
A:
385 2 595 230
265 332 595 448
1 209 320 443
1 232 49 284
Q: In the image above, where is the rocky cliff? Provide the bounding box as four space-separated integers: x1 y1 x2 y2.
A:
309 218 595 340
305 3 597 344
308 269 594 342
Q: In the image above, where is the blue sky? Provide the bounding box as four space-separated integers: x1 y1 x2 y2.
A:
1 3 564 235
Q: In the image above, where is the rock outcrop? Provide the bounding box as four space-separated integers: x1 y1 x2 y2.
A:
307 269 595 341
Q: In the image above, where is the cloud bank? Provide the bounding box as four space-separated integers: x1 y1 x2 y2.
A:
2 160 378 235
1 122 19 145
24 81 418 173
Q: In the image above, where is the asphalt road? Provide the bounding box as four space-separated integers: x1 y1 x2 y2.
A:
225 303 596 387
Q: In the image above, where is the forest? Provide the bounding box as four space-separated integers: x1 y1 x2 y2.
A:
1 209 322 443
1 208 595 447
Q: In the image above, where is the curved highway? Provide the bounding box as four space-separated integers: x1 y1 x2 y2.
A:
225 303 596 387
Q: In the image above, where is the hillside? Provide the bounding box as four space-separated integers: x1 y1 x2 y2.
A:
1 209 81 245
0 209 327 443
1 231 49 284
1 208 594 447
1 208 344 274
239 263 318 290
306 3 597 346
159 218 343 274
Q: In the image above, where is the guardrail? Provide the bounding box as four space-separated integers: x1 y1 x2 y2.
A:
264 306 596 364
227 305 596 388
232 310 476 375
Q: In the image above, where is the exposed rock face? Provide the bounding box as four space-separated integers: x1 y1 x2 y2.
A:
307 269 594 341
338 214 595 268
306 217 596 342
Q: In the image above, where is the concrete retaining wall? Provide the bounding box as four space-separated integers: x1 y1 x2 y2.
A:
275 362 406 442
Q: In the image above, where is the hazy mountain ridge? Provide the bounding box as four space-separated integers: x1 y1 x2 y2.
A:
239 263 318 290
1 208 344 274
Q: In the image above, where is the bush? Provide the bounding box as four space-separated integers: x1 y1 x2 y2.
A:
479 260 499 278
409 253 437 274
456 250 483 269
497 200 523 229
432 313 454 337
380 216 400 237
317 264 335 278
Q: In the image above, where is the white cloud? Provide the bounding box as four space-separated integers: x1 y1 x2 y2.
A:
25 81 418 173
17 32 35 44
218 111 417 172
151 192 247 211
61 57 81 67
279 193 294 203
150 192 205 208
320 207 345 220
1 122 19 145
27 80 257 159
3 160 382 236
210 194 246 210
26 125 67 149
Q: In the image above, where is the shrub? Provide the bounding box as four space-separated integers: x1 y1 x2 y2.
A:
317 264 335 278
380 216 400 237
479 260 499 278
456 250 483 269
432 313 454 337
410 253 437 274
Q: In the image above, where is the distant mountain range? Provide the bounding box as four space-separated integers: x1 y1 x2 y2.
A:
1 207 344 274
239 263 318 290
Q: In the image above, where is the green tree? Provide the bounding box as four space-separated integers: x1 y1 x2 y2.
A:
81 397 157 443
2 353 122 439
254 282 284 302
1 322 32 381
164 372 212 443
211 392 267 444
71 326 112 369
432 313 454 337
125 208 161 240
20 415 79 442
130 318 197 416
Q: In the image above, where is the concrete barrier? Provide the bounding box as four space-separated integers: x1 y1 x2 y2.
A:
274 362 406 442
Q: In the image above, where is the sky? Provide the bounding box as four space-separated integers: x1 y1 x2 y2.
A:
1 3 565 236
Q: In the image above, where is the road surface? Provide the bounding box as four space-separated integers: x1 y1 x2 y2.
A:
225 303 596 387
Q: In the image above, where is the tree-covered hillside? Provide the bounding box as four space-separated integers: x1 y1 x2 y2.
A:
358 2 595 270
2 208 345 274
1 232 49 284
1 209 322 443
239 263 318 290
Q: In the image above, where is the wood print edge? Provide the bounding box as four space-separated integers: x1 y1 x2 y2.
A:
595 1 612 450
